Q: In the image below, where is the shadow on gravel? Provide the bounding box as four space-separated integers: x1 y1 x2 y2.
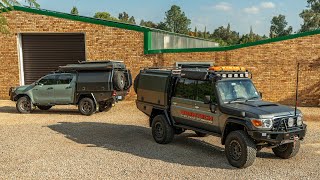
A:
48 122 234 169
0 106 79 115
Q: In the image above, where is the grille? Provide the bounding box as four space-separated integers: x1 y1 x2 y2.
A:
273 116 298 131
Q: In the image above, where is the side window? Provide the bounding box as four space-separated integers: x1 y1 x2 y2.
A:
174 78 196 100
196 80 216 102
38 75 57 85
57 74 73 84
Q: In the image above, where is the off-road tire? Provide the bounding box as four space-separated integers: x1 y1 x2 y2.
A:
113 71 126 91
195 131 208 137
272 140 300 159
151 115 174 144
16 96 32 113
37 105 52 110
225 130 257 168
99 101 112 112
78 98 95 116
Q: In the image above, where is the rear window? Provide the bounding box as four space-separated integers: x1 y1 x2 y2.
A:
174 78 196 100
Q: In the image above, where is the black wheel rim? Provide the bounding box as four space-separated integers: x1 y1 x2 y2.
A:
20 99 30 111
81 101 92 113
154 122 164 139
229 140 242 161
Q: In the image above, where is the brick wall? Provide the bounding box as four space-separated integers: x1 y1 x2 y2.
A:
0 11 319 106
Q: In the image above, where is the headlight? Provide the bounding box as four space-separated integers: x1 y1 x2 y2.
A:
251 119 273 129
288 117 294 127
297 115 303 126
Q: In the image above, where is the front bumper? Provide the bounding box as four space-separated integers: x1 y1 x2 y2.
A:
9 87 16 101
248 124 307 145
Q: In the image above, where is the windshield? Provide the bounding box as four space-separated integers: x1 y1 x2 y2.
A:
217 79 260 103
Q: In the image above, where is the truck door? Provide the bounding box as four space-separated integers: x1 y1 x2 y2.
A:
32 74 57 105
193 80 220 133
54 74 76 104
171 78 198 127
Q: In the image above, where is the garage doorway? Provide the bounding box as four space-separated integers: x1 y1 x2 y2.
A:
19 33 86 85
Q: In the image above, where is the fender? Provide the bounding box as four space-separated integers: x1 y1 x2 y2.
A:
221 117 253 145
149 108 174 127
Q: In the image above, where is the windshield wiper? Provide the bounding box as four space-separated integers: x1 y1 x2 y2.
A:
228 97 246 103
246 96 260 101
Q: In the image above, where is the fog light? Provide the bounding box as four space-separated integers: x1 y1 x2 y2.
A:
297 116 303 126
288 117 294 127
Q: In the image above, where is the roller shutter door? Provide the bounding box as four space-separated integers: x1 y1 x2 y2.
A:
21 33 86 84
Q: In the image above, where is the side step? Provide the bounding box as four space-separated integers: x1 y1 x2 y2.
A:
174 124 221 137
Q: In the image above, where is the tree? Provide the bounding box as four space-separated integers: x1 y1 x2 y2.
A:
210 23 240 45
94 12 118 21
269 14 292 38
300 0 320 32
0 0 39 33
156 21 170 31
70 6 79 15
239 26 266 44
164 5 191 34
140 20 157 28
118 12 136 24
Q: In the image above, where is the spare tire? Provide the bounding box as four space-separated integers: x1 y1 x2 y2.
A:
133 73 140 94
113 71 126 91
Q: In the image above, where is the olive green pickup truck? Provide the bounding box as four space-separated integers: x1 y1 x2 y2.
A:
9 61 132 115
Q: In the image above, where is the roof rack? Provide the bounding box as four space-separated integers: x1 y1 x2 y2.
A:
78 60 124 64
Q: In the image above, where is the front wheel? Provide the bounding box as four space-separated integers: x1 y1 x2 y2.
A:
151 115 174 144
16 96 33 113
225 130 257 168
272 140 300 159
78 98 95 116
37 105 52 110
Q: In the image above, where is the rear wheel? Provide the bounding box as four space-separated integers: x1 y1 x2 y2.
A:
37 105 52 110
272 141 300 159
151 115 174 144
78 98 95 116
225 130 257 168
16 96 32 113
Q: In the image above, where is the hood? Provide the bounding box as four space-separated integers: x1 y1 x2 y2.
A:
14 84 35 93
220 100 301 119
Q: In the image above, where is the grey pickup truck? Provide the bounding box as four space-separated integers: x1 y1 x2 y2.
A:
9 61 132 116
134 65 306 168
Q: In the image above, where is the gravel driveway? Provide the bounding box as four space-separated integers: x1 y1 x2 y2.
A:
0 100 319 179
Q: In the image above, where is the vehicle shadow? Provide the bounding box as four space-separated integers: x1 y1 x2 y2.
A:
47 122 235 169
0 106 80 115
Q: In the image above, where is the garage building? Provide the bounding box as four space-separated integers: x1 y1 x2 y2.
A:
0 6 319 106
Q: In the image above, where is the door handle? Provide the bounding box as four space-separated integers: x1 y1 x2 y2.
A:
195 106 200 109
66 87 72 89
47 87 53 90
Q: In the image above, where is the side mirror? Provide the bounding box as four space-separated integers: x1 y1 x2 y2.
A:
210 103 218 113
204 95 211 104
259 92 263 98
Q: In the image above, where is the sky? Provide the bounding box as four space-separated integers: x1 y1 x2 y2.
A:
19 0 308 36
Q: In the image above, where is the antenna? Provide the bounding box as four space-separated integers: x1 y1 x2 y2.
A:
294 63 300 116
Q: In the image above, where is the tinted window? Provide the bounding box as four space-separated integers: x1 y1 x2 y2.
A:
196 81 216 102
174 78 196 100
38 75 57 85
57 74 73 84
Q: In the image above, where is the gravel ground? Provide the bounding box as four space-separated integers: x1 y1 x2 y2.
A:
0 100 319 179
